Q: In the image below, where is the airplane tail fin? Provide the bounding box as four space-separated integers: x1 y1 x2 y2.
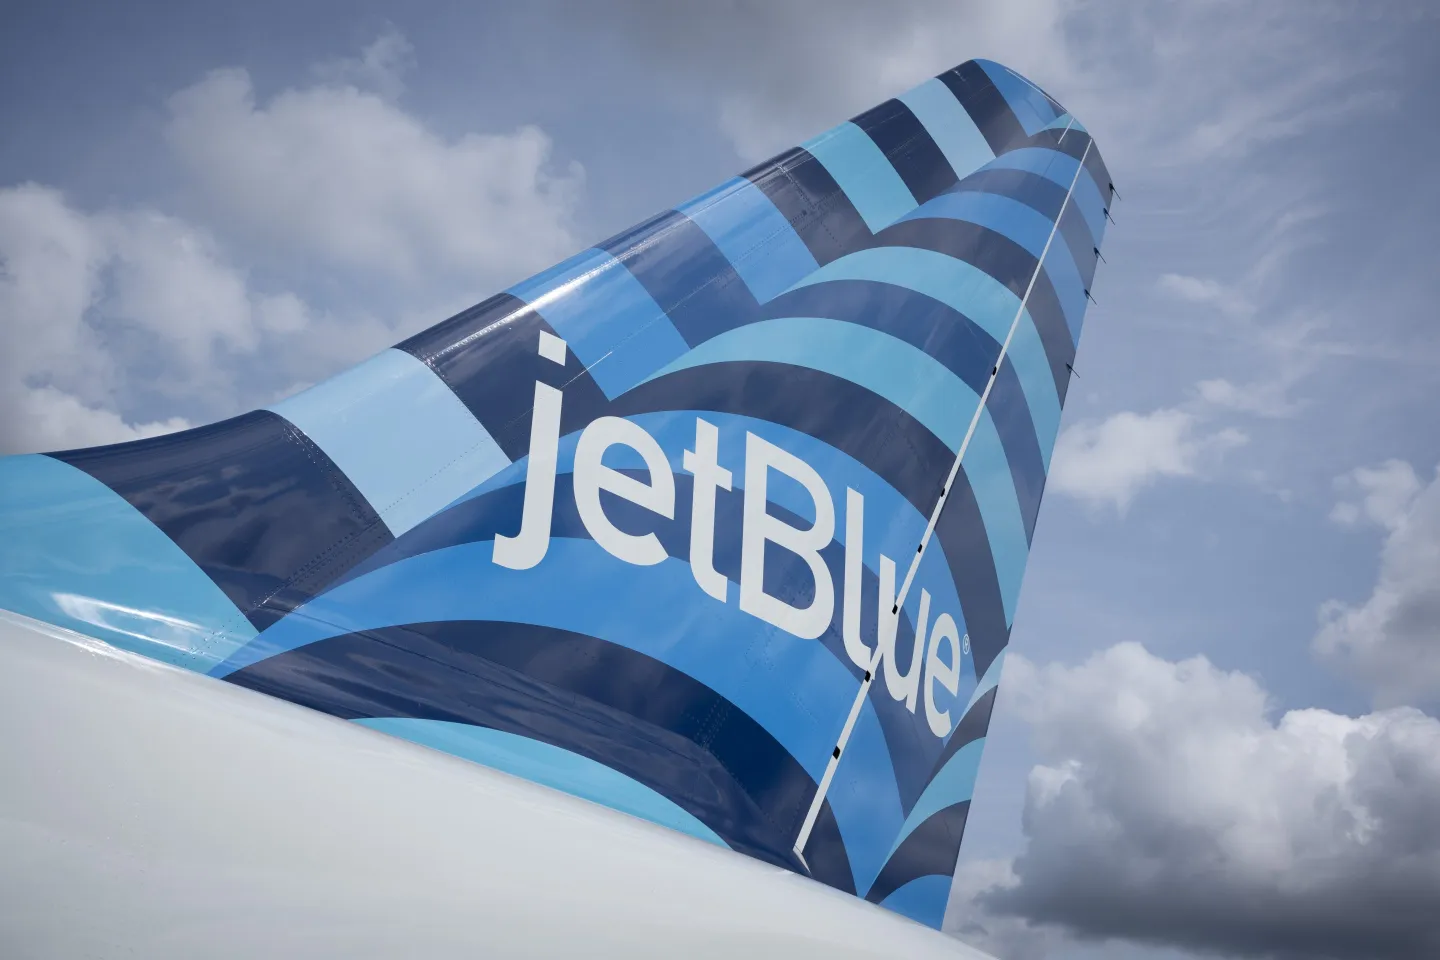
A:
0 59 1111 931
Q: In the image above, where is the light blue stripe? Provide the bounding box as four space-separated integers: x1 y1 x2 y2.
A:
884 738 986 861
0 454 257 671
964 649 1006 716
227 538 912 897
897 78 995 180
268 349 510 537
1073 164 1108 247
218 537 919 878
218 540 854 777
677 177 818 304
802 121 917 231
649 317 971 451
355 718 728 848
901 192 1088 347
977 60 1057 134
986 148 1106 242
827 695 904 894
788 247 1061 468
1043 222 1088 343
899 190 1052 256
878 874 952 928
646 318 1029 621
985 146 1073 189
509 248 689 397
1044 112 1087 135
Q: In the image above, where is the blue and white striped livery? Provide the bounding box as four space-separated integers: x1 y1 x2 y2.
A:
0 58 1112 935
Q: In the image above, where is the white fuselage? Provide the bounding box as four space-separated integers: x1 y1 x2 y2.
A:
0 610 992 960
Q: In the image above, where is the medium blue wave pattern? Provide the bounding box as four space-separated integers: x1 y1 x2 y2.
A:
1 57 1110 932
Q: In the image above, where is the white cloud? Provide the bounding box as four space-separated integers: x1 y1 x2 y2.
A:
4 386 191 455
99 208 263 372
1157 272 1252 318
945 858 1059 960
0 183 387 454
312 27 415 100
1195 377 1301 419
1316 461 1440 707
0 184 199 452
1 32 586 455
598 0 1074 162
163 57 583 282
964 643 1440 960
1328 459 1422 530
598 2 1382 175
1049 407 1246 512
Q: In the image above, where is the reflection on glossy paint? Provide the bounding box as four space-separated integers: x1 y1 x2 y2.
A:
0 56 1113 933
51 593 212 654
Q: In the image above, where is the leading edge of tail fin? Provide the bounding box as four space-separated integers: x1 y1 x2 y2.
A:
0 59 1111 930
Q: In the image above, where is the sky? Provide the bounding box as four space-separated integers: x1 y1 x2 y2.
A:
3 2 1439 958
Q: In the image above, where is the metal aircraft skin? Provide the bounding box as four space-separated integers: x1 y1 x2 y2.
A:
0 58 1111 958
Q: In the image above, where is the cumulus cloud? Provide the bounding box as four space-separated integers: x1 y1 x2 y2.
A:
4 386 191 454
1194 377 1303 420
1 32 586 455
164 55 582 282
1328 460 1423 530
1048 407 1246 512
594 0 1073 162
0 183 331 452
945 858 1059 960
1316 460 1440 707
957 643 1440 960
311 26 415 100
1157 272 1253 318
593 1 1384 179
0 164 211 455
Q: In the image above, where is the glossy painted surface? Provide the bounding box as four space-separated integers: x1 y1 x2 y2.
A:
0 57 1111 932
0 610 996 959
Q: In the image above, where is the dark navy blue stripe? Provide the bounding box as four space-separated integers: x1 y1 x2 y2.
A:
946 168 1099 306
761 278 1046 539
744 147 872 267
1028 126 1091 164
224 619 852 893
335 468 943 813
610 361 1009 681
361 345 1006 801
950 167 1101 290
599 209 762 346
986 364 1047 540
851 99 959 205
763 279 998 394
1029 127 1113 205
938 62 1027 156
396 293 609 461
934 487 1009 680
1087 148 1115 207
1028 125 1115 206
869 217 1075 406
50 410 394 633
1060 202 1099 298
1016 127 1110 280
931 685 997 780
865 801 970 905
954 167 1068 221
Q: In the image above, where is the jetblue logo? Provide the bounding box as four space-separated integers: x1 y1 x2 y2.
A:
494 332 965 738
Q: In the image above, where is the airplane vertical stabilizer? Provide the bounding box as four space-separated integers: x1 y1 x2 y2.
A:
0 58 1112 931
